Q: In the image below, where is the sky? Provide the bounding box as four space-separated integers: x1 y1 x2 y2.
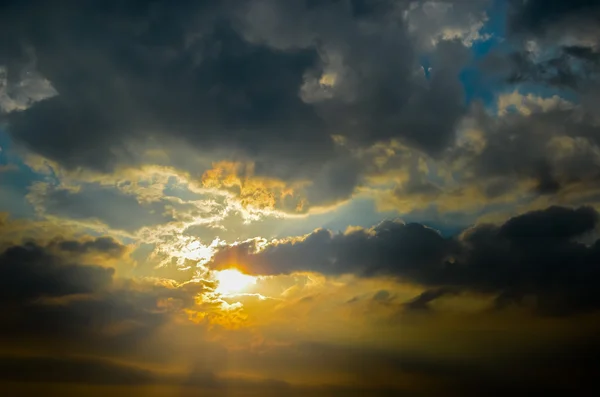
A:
1 0 600 395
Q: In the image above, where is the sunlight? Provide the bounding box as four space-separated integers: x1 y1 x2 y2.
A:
215 269 256 295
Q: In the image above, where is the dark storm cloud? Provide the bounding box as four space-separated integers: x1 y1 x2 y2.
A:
0 234 205 358
497 205 598 245
210 220 453 277
210 205 600 315
0 241 114 302
508 0 600 37
285 4 471 155
497 45 600 90
52 236 126 256
490 0 600 110
0 0 477 209
1 0 330 175
496 0 600 90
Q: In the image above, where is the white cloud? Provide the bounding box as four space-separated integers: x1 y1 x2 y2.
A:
0 65 57 113
404 1 492 48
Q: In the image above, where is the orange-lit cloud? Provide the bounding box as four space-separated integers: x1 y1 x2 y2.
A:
201 161 304 213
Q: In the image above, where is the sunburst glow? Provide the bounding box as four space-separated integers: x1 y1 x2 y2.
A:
214 269 256 295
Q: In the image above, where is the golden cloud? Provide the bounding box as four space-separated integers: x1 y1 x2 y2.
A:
201 161 307 213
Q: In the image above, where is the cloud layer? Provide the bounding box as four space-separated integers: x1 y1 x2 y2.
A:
2 1 600 395
210 206 600 315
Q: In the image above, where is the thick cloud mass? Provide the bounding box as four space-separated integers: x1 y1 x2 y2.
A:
1 1 326 174
0 0 599 215
497 205 598 245
54 236 126 256
0 0 478 210
211 206 600 314
0 241 115 302
211 220 453 276
0 234 202 356
4 2 329 174
502 0 600 94
509 0 600 37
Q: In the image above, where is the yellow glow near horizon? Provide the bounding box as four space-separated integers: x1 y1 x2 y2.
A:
215 269 256 295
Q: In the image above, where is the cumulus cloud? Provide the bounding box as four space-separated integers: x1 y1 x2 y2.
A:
0 0 489 213
209 220 453 276
0 0 598 219
209 205 600 315
379 87 600 214
365 0 600 217
0 241 115 302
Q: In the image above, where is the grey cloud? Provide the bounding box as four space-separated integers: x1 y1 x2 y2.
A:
0 241 114 302
451 102 600 200
508 0 600 38
501 46 600 90
33 183 177 232
209 205 600 315
3 0 600 217
305 154 363 207
451 0 600 207
52 236 127 257
402 287 456 311
0 0 481 210
210 219 453 277
0 233 206 361
2 0 330 174
498 205 598 245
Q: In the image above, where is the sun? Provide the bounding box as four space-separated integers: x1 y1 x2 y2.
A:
214 269 256 295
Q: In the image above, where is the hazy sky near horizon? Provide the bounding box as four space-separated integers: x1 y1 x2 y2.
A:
2 1 600 395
